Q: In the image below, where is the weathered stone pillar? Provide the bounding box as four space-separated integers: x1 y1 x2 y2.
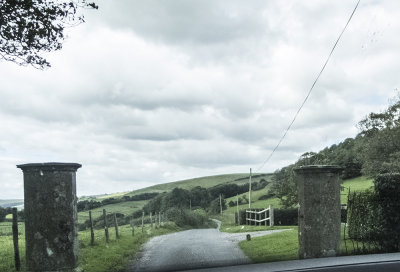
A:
17 162 81 272
294 165 342 259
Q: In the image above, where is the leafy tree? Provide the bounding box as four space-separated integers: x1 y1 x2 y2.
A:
208 196 226 214
0 0 97 69
189 186 211 209
270 165 297 208
358 96 400 176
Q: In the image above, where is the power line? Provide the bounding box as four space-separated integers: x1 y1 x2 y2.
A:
257 0 361 171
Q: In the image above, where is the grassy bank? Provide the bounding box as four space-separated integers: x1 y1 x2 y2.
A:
239 225 364 263
0 222 183 272
239 228 298 263
79 223 181 272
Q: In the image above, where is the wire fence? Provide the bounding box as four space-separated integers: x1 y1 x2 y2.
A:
1 208 166 271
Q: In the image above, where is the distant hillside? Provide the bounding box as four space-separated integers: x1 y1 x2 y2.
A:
0 199 24 208
123 173 273 197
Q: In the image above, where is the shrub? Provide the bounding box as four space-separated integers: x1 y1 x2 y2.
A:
347 190 380 242
274 208 298 226
374 173 400 252
165 208 213 228
258 193 275 200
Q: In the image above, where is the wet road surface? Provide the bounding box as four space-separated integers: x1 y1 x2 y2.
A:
127 220 289 272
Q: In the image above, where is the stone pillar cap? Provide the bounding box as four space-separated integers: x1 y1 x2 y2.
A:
17 162 82 172
294 165 343 173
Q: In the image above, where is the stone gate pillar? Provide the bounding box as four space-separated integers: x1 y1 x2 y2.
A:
17 162 82 272
294 165 342 259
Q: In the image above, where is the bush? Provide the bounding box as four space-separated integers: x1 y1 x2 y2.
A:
258 193 274 200
374 173 400 251
165 208 213 228
347 190 380 242
346 174 400 252
274 208 298 226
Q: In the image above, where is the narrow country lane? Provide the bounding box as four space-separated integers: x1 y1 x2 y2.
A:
126 220 289 272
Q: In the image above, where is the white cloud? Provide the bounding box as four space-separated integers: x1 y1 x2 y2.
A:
1 0 400 198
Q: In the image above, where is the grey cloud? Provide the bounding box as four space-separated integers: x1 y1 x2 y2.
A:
92 0 269 45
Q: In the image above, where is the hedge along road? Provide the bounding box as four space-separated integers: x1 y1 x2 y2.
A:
126 220 289 272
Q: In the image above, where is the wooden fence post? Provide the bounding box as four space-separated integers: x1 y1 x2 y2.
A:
114 213 119 239
12 208 20 271
159 212 161 226
265 209 267 227
150 212 153 229
131 220 135 236
269 205 274 227
89 211 95 246
141 211 144 233
103 209 109 243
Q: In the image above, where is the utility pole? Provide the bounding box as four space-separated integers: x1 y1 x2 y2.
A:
249 168 252 209
236 194 239 215
236 194 239 225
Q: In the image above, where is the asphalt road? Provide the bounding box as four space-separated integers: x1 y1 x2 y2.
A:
126 220 289 272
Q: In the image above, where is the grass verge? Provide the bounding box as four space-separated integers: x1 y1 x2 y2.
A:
0 222 182 272
239 224 367 264
79 222 182 272
239 228 298 263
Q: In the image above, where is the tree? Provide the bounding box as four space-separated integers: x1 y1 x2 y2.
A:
358 95 400 176
0 0 97 69
270 165 297 208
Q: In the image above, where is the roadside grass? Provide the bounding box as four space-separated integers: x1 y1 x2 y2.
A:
239 228 299 263
0 221 182 272
239 225 364 264
79 222 182 272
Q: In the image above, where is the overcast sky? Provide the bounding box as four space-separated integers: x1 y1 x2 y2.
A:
1 0 399 199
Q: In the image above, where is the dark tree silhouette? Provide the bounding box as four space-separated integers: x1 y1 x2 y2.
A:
0 0 97 69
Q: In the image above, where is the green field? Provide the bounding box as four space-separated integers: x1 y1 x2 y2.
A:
123 173 272 197
0 222 26 272
78 200 147 224
340 176 374 204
